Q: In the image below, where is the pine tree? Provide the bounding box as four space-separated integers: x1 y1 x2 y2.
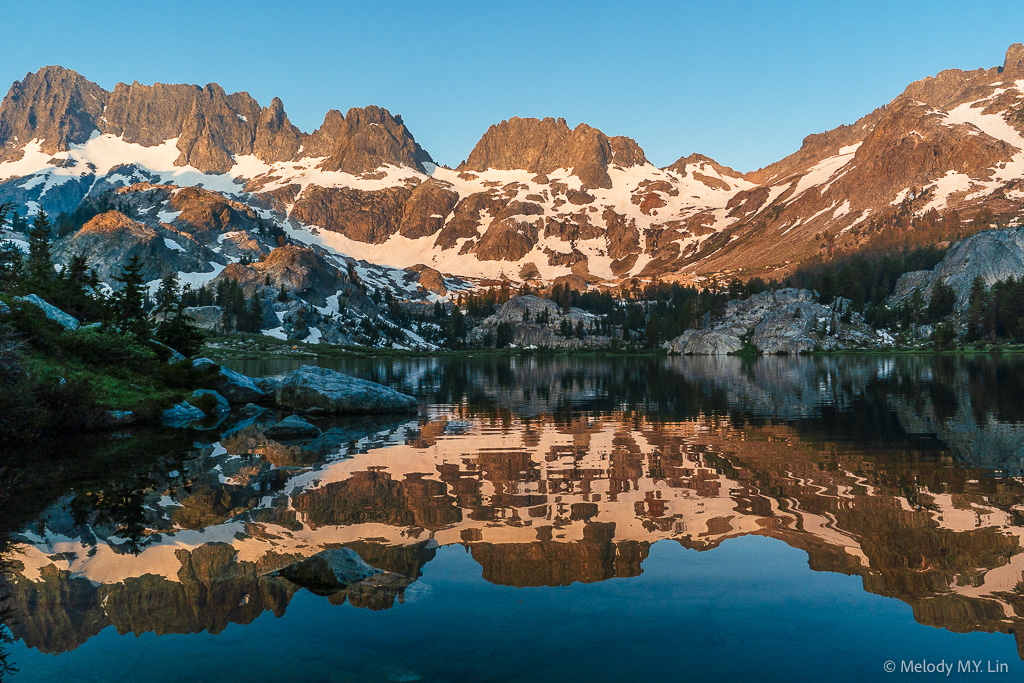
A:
25 210 55 292
966 276 989 341
112 255 150 338
153 273 181 316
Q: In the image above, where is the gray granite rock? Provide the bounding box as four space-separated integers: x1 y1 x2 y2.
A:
275 365 417 414
14 294 79 330
192 358 268 404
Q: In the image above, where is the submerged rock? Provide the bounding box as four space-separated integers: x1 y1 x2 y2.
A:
14 294 80 330
161 401 205 428
265 414 321 440
274 365 417 415
271 548 381 593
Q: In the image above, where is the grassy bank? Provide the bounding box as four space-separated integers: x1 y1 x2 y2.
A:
1 300 214 442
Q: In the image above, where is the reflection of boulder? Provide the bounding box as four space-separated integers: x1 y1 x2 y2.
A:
271 548 380 594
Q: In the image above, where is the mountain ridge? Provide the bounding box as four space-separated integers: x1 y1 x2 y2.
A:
1 44 1023 293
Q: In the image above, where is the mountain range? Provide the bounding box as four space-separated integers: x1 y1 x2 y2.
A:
1 44 1023 296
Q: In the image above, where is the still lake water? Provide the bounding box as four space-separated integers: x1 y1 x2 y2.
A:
3 354 1024 681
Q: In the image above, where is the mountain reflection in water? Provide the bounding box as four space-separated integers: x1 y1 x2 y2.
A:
3 355 1024 674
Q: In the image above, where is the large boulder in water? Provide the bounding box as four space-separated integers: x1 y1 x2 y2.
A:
192 358 268 404
271 548 381 593
274 365 417 415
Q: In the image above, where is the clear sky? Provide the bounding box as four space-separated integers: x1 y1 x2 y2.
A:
4 1 1023 172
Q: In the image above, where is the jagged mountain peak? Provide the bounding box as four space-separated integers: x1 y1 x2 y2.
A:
1003 43 1024 74
0 66 433 175
459 116 648 189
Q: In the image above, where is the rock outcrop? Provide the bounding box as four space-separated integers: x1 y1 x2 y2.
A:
666 289 890 355
459 116 647 189
469 295 609 349
890 226 1024 309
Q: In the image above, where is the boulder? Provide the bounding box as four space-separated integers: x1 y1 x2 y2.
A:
666 328 744 355
255 376 280 394
0 300 9 317
182 306 225 331
265 414 322 440
161 401 205 428
189 389 230 416
192 358 268 404
271 548 381 593
275 365 417 415
14 294 80 330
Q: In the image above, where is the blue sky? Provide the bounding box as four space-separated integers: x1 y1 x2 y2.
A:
4 1 1023 171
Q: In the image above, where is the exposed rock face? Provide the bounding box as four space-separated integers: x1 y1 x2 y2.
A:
7 46 1024 287
470 295 609 349
290 185 412 244
0 67 430 173
666 289 888 355
182 306 225 331
459 117 648 189
1003 43 1024 74
890 226 1024 309
213 245 345 305
408 264 447 295
305 106 434 174
55 210 212 283
274 365 418 415
0 66 106 160
399 179 459 239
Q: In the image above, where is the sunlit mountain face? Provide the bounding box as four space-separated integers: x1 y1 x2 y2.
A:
2 355 1024 679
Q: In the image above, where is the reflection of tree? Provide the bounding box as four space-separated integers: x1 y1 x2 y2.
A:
0 469 19 682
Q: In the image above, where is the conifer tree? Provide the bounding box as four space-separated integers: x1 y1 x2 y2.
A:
25 210 55 293
112 255 150 338
153 273 181 316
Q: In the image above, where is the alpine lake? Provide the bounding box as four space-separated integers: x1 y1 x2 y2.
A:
3 353 1024 682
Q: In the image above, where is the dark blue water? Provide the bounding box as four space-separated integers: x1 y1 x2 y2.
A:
3 355 1024 681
